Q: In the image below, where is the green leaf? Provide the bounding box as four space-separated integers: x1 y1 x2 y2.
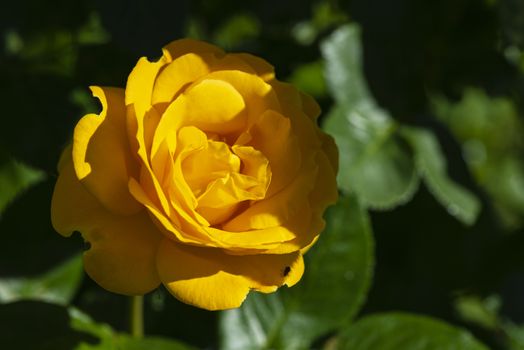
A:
432 88 524 229
401 127 481 225
321 24 419 209
291 2 348 45
455 294 501 330
337 312 489 350
76 12 110 45
69 307 118 349
0 254 83 305
70 307 195 350
0 155 46 214
117 337 194 350
213 14 260 49
287 61 326 98
322 24 373 109
323 106 419 209
220 195 374 350
504 322 524 350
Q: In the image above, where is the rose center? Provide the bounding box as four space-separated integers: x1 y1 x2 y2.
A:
177 126 271 225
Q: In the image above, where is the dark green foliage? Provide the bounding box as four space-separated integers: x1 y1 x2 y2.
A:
1 1 523 349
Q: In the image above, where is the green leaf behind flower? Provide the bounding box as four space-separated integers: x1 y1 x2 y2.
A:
321 24 419 209
336 312 489 350
321 24 481 224
401 127 481 225
432 88 524 228
0 254 83 305
0 154 46 214
219 195 374 349
69 307 196 350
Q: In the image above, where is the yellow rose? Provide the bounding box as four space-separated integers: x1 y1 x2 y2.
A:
51 39 338 310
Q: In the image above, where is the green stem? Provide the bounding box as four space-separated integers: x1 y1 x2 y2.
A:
130 295 144 338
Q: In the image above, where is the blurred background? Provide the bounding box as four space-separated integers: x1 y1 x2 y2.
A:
1 0 524 349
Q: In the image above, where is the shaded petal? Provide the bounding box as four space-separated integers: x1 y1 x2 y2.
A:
271 81 321 153
309 151 339 217
206 198 313 252
128 177 209 244
299 90 321 120
72 86 140 215
232 53 275 81
223 157 318 231
247 109 301 197
196 204 239 226
231 145 271 192
320 131 339 174
52 149 104 236
162 39 224 62
83 212 162 296
51 156 162 295
210 54 256 74
157 239 304 310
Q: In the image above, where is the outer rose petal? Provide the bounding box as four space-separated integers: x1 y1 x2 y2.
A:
309 151 339 215
231 53 275 81
151 53 212 107
83 212 162 295
125 54 169 162
152 78 246 149
51 154 162 295
162 38 224 62
72 86 141 215
299 90 321 120
320 131 339 174
52 147 102 237
156 239 304 310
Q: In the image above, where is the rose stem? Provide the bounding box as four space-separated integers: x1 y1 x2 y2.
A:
130 295 144 338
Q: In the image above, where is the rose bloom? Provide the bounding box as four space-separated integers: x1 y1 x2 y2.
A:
51 39 338 310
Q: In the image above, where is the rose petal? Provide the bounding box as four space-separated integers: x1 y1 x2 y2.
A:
203 71 281 126
125 53 169 166
183 139 241 196
210 54 256 74
151 53 212 107
151 79 246 160
126 55 169 124
309 151 339 216
51 156 161 295
52 148 103 236
320 131 339 174
232 53 275 81
299 90 321 120
176 78 248 133
156 238 304 310
222 158 317 231
128 177 210 244
271 81 321 153
162 38 224 62
206 199 312 252
82 212 162 296
247 109 301 197
72 86 141 215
